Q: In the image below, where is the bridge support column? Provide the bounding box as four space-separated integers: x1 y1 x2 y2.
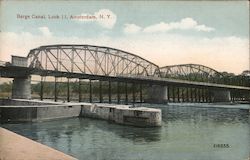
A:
186 88 189 102
125 82 128 104
177 87 180 102
145 85 168 103
67 78 70 102
12 76 31 99
181 88 184 102
167 86 170 101
198 89 201 102
108 81 111 103
209 90 212 102
205 89 209 102
194 88 198 102
54 77 57 102
211 89 231 102
117 82 120 104
172 86 176 102
99 80 103 103
79 80 82 102
40 77 44 101
190 88 193 102
140 84 143 103
89 80 92 103
202 88 205 102
132 83 136 104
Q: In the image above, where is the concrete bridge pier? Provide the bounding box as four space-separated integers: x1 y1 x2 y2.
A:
211 89 231 102
12 76 31 99
146 85 168 103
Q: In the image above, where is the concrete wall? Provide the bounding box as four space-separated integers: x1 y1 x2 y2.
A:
81 103 162 127
12 76 31 99
115 107 162 127
0 107 37 122
145 85 168 103
0 105 81 122
0 99 54 106
81 104 113 120
211 90 231 102
0 99 161 127
36 105 81 121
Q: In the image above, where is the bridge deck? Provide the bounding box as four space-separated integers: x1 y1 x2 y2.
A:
1 65 250 91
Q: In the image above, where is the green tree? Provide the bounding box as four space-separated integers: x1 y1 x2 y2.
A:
0 82 12 92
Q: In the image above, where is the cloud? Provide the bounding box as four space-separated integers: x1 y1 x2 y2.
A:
143 22 170 33
144 18 214 33
96 9 117 29
73 9 117 29
125 18 214 34
0 28 248 74
38 26 52 36
123 24 141 34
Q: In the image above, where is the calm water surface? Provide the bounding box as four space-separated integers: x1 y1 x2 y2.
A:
1 104 250 160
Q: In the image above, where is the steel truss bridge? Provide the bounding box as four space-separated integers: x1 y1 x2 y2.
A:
0 44 250 103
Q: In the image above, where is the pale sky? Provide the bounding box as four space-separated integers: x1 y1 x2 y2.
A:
0 0 249 74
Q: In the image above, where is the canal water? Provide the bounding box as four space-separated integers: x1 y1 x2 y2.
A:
1 103 249 160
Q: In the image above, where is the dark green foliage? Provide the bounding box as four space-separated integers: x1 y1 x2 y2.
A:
0 82 12 92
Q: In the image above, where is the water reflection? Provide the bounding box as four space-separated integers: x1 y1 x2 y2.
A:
162 105 249 124
1 104 249 160
95 121 162 142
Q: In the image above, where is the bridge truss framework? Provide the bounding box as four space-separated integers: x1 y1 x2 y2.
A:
0 44 249 103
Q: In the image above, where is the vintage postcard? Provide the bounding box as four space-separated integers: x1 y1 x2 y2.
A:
0 1 249 160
